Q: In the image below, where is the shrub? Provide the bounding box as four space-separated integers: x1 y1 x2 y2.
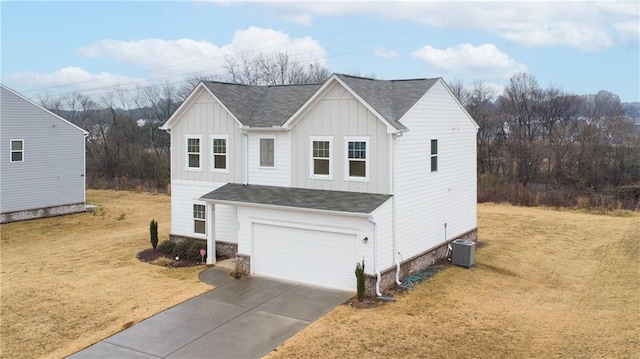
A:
355 260 365 302
157 240 176 255
149 220 158 249
185 241 207 261
172 240 191 260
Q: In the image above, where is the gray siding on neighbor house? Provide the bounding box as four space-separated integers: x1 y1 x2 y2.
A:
0 86 86 214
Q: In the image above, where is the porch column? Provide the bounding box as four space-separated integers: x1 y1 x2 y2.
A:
206 202 216 264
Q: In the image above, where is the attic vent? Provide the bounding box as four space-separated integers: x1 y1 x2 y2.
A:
451 239 475 268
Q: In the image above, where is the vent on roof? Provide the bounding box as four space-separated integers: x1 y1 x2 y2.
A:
451 239 475 268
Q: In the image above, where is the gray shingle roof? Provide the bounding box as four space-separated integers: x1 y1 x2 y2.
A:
201 183 391 215
202 82 321 127
200 74 439 130
335 74 439 131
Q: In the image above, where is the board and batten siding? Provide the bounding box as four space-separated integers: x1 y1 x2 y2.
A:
247 132 290 187
0 86 86 213
170 88 244 184
171 179 238 243
236 205 374 273
394 80 478 260
290 82 391 194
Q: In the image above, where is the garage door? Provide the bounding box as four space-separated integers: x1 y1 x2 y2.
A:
252 223 358 291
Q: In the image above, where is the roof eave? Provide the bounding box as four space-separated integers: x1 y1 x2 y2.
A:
200 197 373 218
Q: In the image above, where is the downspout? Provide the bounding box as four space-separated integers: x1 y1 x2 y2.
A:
368 216 382 297
391 132 403 286
241 129 248 185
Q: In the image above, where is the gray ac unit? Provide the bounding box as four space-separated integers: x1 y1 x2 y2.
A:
451 239 475 268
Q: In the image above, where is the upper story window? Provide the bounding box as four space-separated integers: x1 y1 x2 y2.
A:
193 204 206 234
211 135 229 173
430 139 438 172
10 139 24 162
310 136 333 179
259 138 275 168
186 136 201 170
345 136 369 181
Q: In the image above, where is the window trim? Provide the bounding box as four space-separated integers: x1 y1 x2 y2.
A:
309 136 333 179
258 136 276 169
344 136 370 182
210 134 229 174
193 203 206 235
185 135 202 171
430 139 438 172
10 139 24 163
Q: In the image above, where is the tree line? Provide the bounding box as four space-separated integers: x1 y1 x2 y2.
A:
39 52 639 209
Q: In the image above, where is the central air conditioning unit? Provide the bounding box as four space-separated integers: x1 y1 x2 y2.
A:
451 239 475 268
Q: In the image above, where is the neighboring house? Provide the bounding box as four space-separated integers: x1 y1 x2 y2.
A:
160 74 478 295
0 84 88 223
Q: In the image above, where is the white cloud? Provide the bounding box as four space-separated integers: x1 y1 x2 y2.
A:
257 1 638 51
280 12 314 26
3 66 141 93
372 46 399 59
412 43 526 80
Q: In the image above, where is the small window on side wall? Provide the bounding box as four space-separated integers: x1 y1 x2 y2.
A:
193 204 206 234
10 139 23 162
260 138 275 167
430 139 438 172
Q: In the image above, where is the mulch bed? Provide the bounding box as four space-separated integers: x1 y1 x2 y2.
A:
137 248 203 268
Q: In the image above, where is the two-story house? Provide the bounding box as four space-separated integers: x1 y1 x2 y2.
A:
160 74 478 295
1 84 88 223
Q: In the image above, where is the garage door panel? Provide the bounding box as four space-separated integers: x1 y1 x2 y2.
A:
252 223 357 290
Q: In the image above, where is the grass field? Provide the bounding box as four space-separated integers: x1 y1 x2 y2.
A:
267 204 640 358
0 190 210 359
1 192 638 359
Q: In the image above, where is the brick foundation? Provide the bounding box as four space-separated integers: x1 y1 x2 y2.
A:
169 234 238 259
1 203 86 224
234 254 251 275
364 228 478 298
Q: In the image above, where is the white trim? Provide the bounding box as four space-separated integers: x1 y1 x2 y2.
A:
172 178 226 187
185 134 203 172
258 135 277 169
309 136 333 180
210 134 230 173
249 217 363 236
1 84 88 135
344 136 370 182
203 198 373 218
9 139 24 163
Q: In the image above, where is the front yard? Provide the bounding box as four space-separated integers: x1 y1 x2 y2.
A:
1 191 638 358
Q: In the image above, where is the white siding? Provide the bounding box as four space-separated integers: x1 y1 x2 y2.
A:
170 88 244 184
370 198 394 271
236 205 375 274
0 86 86 214
171 180 238 243
247 132 290 187
290 82 391 194
394 80 478 259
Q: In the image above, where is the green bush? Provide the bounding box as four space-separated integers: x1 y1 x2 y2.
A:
150 220 158 249
185 241 207 261
172 240 191 259
157 240 176 255
355 260 366 302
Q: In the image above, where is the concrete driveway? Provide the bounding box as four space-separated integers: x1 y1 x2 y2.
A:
68 267 353 359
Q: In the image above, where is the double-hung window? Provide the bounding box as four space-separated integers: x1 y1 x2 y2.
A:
211 135 229 172
259 138 275 168
310 136 332 178
186 136 201 170
345 137 369 181
430 139 438 172
10 139 24 162
193 204 206 234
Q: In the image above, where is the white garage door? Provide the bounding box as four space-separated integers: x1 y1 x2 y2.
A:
252 223 358 291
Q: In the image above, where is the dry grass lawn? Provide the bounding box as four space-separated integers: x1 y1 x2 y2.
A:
0 190 211 359
268 204 640 359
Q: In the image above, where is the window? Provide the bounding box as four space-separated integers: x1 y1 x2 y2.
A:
259 138 275 167
211 135 228 172
186 136 201 170
10 140 23 162
310 136 332 178
430 139 438 172
345 137 369 180
193 204 206 234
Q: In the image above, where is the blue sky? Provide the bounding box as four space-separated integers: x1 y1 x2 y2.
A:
1 1 639 104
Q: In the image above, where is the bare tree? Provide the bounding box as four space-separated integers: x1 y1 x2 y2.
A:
225 51 329 85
